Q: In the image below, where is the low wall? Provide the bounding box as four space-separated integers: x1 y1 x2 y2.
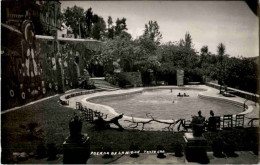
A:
206 82 259 102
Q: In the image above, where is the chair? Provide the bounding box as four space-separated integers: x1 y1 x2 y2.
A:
183 120 192 131
235 114 244 128
223 115 233 129
75 102 82 110
85 108 94 123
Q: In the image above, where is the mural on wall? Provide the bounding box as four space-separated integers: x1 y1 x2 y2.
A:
1 21 102 110
20 20 45 98
2 20 46 102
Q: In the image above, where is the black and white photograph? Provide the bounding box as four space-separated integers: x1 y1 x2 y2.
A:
1 0 259 164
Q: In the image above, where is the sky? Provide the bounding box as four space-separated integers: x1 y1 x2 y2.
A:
61 1 259 57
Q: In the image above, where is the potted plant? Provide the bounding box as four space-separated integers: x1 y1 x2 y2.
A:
223 139 237 157
129 143 140 158
156 145 166 158
191 116 205 137
212 137 225 158
102 146 113 159
173 142 183 157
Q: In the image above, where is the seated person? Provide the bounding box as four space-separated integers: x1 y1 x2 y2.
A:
183 93 189 97
207 110 217 131
177 92 183 97
198 110 206 123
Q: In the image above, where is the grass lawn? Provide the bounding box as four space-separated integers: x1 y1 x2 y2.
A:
1 94 258 163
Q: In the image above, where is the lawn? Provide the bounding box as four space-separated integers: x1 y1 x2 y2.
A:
1 94 258 163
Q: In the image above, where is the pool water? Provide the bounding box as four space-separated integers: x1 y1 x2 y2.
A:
90 89 243 120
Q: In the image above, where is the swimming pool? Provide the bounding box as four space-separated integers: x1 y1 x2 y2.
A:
89 88 243 120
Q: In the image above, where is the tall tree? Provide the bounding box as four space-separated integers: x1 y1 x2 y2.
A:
107 16 114 39
91 16 106 40
85 7 93 37
62 5 85 38
115 17 127 36
217 43 226 86
184 32 193 48
107 16 113 28
143 20 162 45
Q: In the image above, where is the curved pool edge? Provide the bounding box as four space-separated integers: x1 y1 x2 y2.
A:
198 92 254 117
80 85 255 122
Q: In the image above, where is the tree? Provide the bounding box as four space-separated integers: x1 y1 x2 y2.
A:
107 16 113 28
85 7 93 37
217 43 226 87
200 45 208 55
107 16 114 39
184 32 193 48
143 20 162 45
91 16 106 40
115 18 127 36
200 45 208 67
62 5 86 38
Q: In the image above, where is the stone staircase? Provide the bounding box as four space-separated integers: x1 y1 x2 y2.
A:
90 77 120 91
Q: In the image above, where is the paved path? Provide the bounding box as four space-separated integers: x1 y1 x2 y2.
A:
63 85 259 131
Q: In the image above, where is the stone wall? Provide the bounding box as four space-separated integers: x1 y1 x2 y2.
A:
1 22 102 110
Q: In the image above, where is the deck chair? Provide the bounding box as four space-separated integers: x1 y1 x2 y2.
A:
235 114 244 128
75 102 82 110
85 108 94 123
223 115 233 129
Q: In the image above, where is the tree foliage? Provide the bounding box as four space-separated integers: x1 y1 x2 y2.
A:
62 5 85 38
184 32 193 48
143 20 162 45
85 7 93 37
115 18 128 36
91 16 106 40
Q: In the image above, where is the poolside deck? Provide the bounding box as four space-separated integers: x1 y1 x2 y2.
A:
64 85 259 131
